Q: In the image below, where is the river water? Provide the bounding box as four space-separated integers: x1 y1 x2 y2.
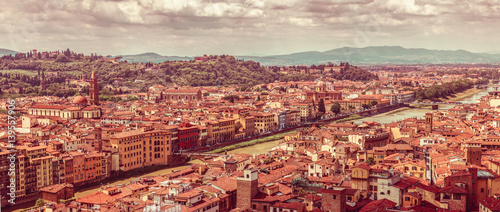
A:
354 86 494 125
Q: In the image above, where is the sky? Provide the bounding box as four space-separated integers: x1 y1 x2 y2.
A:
1 0 500 56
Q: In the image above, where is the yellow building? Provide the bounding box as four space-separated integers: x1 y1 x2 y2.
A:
8 145 55 199
351 163 370 195
393 162 426 179
110 127 172 172
218 119 236 141
337 99 362 111
250 113 277 134
292 103 313 122
364 149 386 164
402 192 422 208
241 116 256 137
207 121 221 143
32 156 53 190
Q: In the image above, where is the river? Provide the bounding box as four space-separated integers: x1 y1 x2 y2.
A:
75 141 281 198
355 85 494 124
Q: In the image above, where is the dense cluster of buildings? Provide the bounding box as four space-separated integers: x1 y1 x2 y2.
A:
4 67 500 211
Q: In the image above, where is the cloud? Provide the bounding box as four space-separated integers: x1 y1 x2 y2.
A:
0 0 499 55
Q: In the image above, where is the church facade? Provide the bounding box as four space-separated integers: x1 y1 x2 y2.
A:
147 84 202 102
28 71 101 119
306 82 342 102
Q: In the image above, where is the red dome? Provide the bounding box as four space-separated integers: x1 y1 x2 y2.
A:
73 96 88 104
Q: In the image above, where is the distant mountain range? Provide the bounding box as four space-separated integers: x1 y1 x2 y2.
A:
116 46 500 65
235 46 500 65
0 48 19 56
2 46 500 65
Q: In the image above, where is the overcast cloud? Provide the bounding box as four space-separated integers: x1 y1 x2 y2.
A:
1 0 500 56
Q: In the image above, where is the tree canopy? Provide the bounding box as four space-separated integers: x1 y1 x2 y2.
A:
330 102 341 114
332 63 378 81
415 79 474 101
318 99 326 114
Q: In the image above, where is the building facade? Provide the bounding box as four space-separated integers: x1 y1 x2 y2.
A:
110 127 173 172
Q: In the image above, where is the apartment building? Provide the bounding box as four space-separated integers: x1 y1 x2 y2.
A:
110 127 173 172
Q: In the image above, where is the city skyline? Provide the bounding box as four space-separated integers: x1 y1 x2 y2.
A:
1 0 500 56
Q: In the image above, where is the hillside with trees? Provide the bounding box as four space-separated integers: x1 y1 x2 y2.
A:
332 62 379 81
0 51 318 98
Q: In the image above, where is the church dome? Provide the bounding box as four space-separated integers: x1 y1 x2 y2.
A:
73 95 88 104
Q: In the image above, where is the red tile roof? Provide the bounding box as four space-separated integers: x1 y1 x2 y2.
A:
439 185 467 194
359 199 397 212
77 192 115 205
480 197 500 211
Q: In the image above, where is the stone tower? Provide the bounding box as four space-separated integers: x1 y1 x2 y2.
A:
465 141 482 166
425 113 433 134
237 169 258 209
89 71 99 105
320 188 346 212
93 127 102 152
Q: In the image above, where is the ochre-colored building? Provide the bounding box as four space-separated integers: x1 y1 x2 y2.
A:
110 127 173 172
351 163 370 195
250 113 276 134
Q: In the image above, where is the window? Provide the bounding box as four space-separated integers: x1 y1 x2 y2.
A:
481 188 485 193
405 197 410 201
387 190 390 195
333 195 336 199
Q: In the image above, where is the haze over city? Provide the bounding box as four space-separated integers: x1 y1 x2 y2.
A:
2 0 500 56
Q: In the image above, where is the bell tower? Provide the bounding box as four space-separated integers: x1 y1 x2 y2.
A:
465 141 482 166
89 71 99 105
237 169 258 209
425 113 433 134
93 127 102 152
